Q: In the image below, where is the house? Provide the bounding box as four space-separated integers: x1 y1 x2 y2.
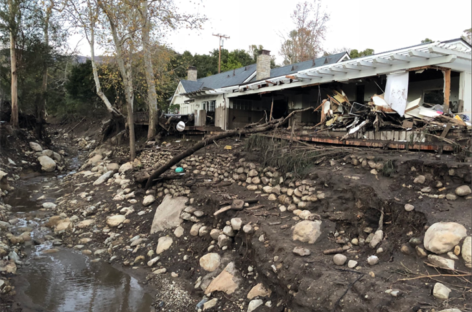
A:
170 38 471 147
170 51 350 129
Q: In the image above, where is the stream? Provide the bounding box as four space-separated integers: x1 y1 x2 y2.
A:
4 157 155 312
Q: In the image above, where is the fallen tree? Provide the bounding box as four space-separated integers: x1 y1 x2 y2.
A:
145 107 314 189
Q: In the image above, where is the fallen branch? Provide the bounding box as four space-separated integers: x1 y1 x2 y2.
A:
323 248 346 255
145 107 314 188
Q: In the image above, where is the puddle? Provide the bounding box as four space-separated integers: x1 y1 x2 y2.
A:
5 155 155 312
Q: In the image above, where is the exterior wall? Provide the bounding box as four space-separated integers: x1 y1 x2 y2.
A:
407 77 459 103
228 109 265 129
459 71 471 120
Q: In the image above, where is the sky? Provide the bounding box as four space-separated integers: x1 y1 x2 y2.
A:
75 0 472 65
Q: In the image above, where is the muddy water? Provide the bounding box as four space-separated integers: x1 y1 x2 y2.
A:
6 164 154 312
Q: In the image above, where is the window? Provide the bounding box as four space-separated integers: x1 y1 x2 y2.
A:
423 89 444 105
209 100 216 112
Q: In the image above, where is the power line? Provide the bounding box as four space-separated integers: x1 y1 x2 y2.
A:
212 33 230 73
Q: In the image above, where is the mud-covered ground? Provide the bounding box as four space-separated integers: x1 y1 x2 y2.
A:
1 120 471 312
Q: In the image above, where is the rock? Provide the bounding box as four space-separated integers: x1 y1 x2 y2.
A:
223 225 235 237
247 299 263 312
156 236 173 254
292 220 322 244
231 218 242 231
0 170 7 181
217 234 231 248
437 309 461 312
369 230 383 248
268 194 277 201
42 149 53 157
55 221 71 233
204 262 239 295
414 175 425 184
333 254 347 266
107 163 119 171
93 170 114 186
416 246 428 258
424 222 467 254
29 142 43 152
119 162 133 173
433 282 451 300
455 185 472 197
454 245 461 256
367 255 379 265
147 256 160 267
142 195 156 206
347 260 358 268
400 244 411 255
446 193 457 201
203 298 218 311
190 223 203 236
42 202 57 209
242 224 253 234
462 236 471 268
262 186 272 193
428 254 455 270
77 219 95 228
248 169 258 177
210 229 221 240
38 156 56 172
78 238 92 244
174 226 184 238
199 253 221 272
404 204 414 211
106 215 126 227
247 283 271 299
293 246 311 257
0 260 17 274
247 185 258 191
150 195 188 234
153 268 166 274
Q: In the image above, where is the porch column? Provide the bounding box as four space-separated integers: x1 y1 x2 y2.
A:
459 71 472 120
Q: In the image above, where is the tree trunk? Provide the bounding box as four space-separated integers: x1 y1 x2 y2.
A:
9 19 18 127
141 0 158 140
145 107 313 188
100 4 136 160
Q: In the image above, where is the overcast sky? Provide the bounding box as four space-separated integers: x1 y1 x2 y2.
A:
76 0 472 64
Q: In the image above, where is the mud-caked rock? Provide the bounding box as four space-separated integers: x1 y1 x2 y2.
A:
424 222 467 254
38 156 56 172
462 236 471 268
292 220 322 244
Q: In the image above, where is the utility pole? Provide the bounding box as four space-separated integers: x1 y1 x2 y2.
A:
212 33 230 73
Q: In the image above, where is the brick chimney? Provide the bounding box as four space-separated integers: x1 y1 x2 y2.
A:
256 50 271 81
187 66 197 81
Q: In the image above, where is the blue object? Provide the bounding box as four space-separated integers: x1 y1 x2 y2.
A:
175 167 184 173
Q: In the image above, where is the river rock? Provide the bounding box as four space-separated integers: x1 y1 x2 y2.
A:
462 236 471 268
292 220 322 244
106 215 126 227
204 262 239 295
53 152 62 162
203 298 218 310
174 226 184 238
348 260 358 268
38 156 56 172
199 253 221 272
107 163 119 171
428 254 455 270
369 230 383 248
247 299 263 312
156 236 173 254
247 283 271 299
424 222 467 254
77 219 95 228
42 202 57 209
404 204 414 211
438 309 461 312
455 185 472 197
413 175 425 184
119 162 133 173
367 255 379 265
0 170 7 181
93 170 114 186
293 246 311 256
333 254 347 266
29 142 42 152
433 282 451 300
55 221 71 233
210 229 221 240
142 195 156 207
190 223 204 236
42 149 53 157
223 225 235 237
231 218 242 231
0 260 17 274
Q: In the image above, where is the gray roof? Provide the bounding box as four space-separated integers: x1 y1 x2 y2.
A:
181 64 257 93
179 52 348 93
249 52 347 82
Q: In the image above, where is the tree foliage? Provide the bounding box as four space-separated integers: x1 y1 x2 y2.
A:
279 0 329 65
349 48 374 59
421 38 434 43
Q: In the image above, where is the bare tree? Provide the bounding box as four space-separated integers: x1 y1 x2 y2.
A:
279 0 329 65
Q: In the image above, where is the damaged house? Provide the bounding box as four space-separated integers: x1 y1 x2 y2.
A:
171 38 471 151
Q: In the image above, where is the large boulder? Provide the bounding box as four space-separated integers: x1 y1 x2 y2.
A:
38 156 56 172
150 195 188 234
292 220 322 244
29 142 42 152
424 222 467 254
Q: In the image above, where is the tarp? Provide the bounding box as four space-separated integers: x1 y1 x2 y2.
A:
385 72 409 117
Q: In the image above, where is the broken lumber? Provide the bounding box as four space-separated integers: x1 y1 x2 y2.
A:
145 107 314 189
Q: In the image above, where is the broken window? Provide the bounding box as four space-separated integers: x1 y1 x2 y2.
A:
423 89 444 105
